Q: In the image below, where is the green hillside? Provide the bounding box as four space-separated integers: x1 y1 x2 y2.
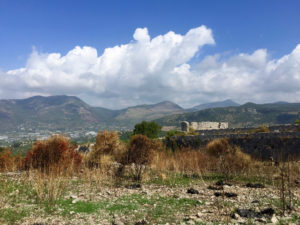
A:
155 102 300 128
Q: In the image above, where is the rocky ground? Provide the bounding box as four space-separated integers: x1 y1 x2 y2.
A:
1 172 299 225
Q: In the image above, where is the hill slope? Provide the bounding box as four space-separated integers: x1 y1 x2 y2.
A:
0 96 184 132
0 95 117 132
187 99 240 112
155 102 300 128
114 101 184 126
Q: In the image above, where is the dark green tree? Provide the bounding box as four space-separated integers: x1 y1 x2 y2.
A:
133 121 161 139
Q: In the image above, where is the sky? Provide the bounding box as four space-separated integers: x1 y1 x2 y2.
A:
0 0 300 109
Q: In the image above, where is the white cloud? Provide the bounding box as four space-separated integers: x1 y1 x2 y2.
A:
1 26 300 108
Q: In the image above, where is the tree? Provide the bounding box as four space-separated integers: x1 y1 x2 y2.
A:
133 121 161 139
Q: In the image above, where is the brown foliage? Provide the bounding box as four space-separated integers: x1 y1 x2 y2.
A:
207 138 231 158
206 138 251 176
22 135 82 172
87 130 123 166
0 148 21 172
123 134 162 166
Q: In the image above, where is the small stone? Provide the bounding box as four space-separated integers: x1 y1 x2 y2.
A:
187 220 195 225
224 192 237 198
70 211 75 215
271 215 278 224
196 212 202 218
187 188 199 194
72 199 79 204
134 219 148 225
251 200 260 204
260 208 275 217
112 220 125 225
207 185 223 190
246 183 265 188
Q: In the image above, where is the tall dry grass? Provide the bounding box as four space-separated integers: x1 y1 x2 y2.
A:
151 148 214 175
28 167 67 204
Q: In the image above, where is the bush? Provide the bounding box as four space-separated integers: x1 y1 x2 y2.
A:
0 148 21 172
22 135 82 172
255 126 270 133
207 138 231 158
206 138 251 177
133 121 161 139
86 130 124 167
122 134 162 181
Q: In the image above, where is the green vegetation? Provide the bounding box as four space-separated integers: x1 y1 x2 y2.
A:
0 208 29 224
155 102 300 128
133 121 161 139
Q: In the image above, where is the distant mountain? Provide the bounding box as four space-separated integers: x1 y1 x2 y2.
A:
0 95 115 132
187 99 240 112
0 96 184 132
2 95 300 133
115 101 184 125
155 102 300 128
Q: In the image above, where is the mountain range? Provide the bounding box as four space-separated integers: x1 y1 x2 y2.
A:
0 95 184 132
0 95 299 132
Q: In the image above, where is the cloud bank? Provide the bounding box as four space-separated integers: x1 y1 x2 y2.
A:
1 26 300 109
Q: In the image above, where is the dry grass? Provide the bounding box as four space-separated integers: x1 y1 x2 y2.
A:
29 168 68 204
151 148 213 175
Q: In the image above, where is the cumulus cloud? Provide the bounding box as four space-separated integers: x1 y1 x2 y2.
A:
1 26 300 108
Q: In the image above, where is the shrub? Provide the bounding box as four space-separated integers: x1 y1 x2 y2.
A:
22 135 82 172
133 121 161 139
122 134 162 181
206 138 251 177
0 148 21 172
86 130 123 166
255 126 270 133
207 138 231 158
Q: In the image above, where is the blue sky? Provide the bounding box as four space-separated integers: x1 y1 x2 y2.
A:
1 0 299 70
0 0 300 108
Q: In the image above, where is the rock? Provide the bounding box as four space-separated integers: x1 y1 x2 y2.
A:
126 183 142 189
70 211 75 215
215 180 224 186
72 198 79 204
70 194 78 199
214 192 237 198
246 183 265 188
134 219 148 225
196 212 202 218
112 220 125 225
236 209 261 218
187 220 195 225
187 188 199 194
251 200 260 204
207 185 223 190
215 180 232 186
260 208 275 217
271 215 278 224
224 192 237 198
